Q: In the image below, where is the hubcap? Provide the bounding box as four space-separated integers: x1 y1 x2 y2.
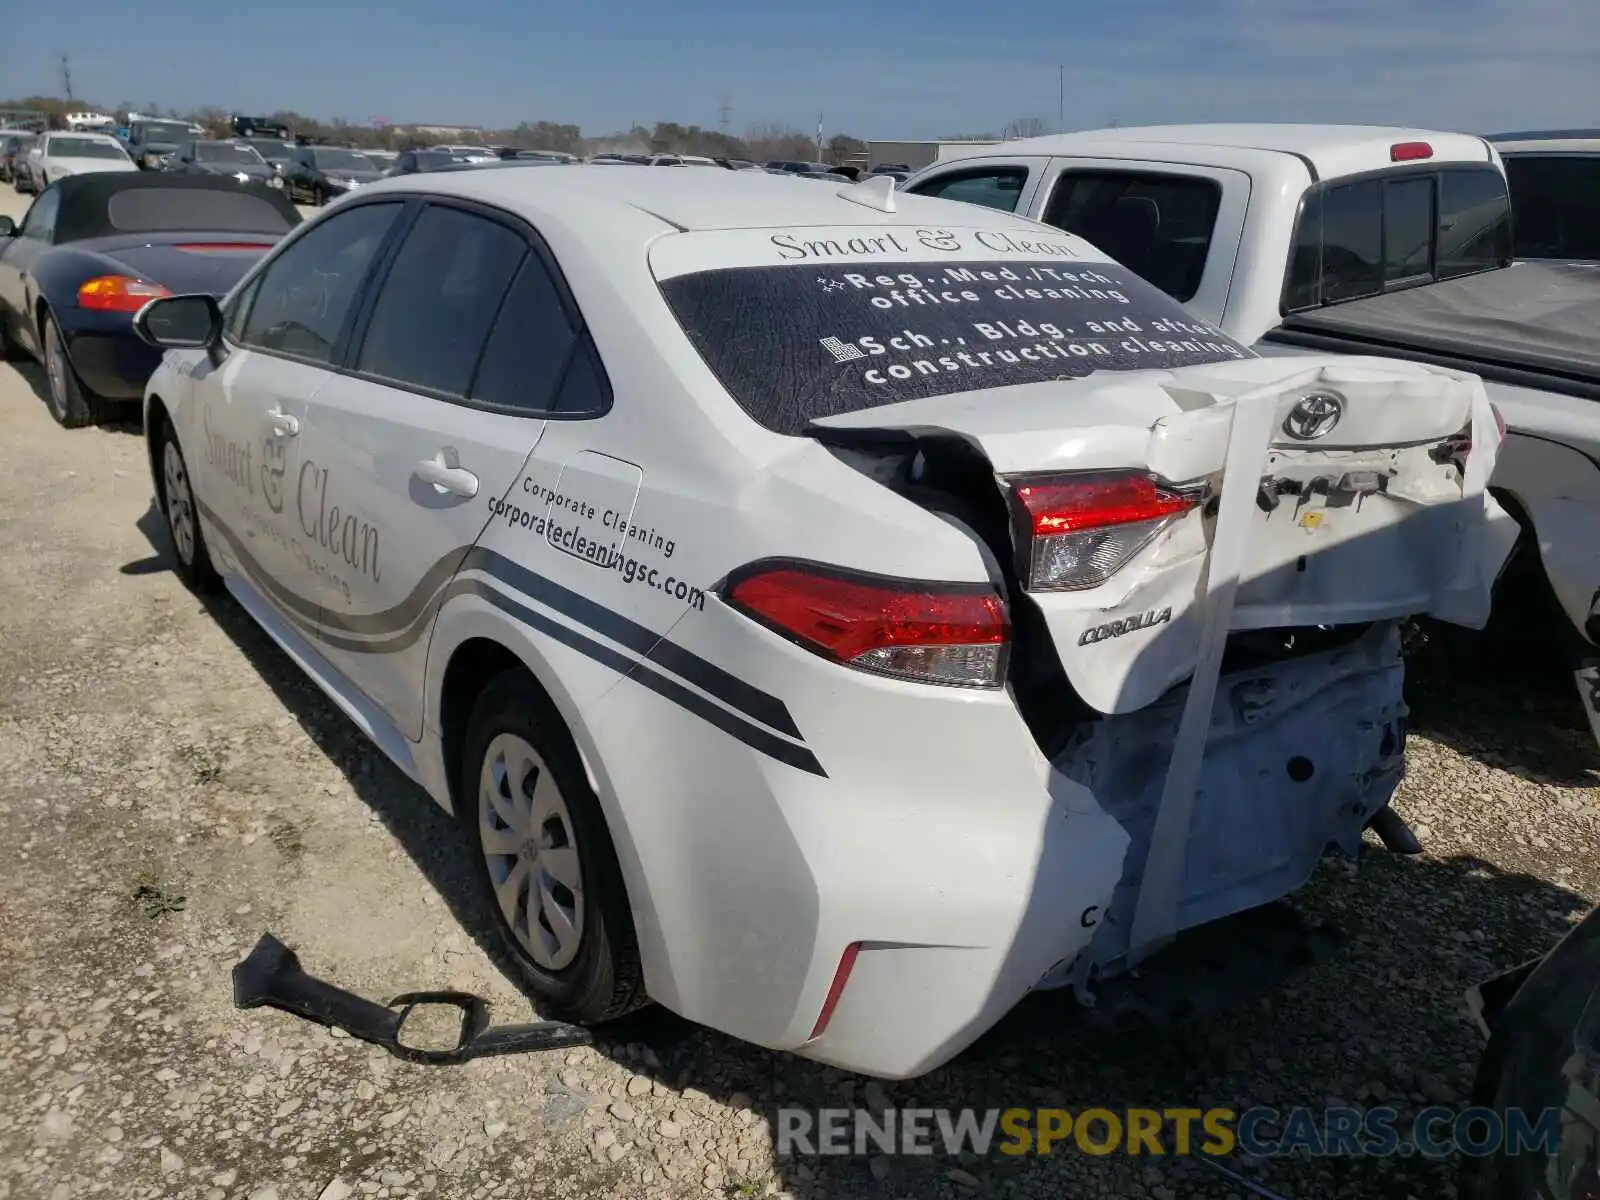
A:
162 441 196 566
44 326 67 413
477 733 584 971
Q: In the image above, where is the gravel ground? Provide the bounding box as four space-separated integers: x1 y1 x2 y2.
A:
1 189 1597 1200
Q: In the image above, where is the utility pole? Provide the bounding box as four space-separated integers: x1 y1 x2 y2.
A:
1058 64 1064 132
719 93 731 134
816 112 824 162
59 53 74 102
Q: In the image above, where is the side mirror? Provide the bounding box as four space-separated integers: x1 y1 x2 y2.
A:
134 294 223 349
0 216 15 237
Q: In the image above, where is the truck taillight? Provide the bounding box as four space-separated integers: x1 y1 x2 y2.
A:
1009 471 1205 591
722 562 1009 688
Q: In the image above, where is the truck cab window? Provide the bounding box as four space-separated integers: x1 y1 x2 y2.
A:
1283 167 1511 312
908 168 1028 213
1497 157 1586 261
1041 171 1221 303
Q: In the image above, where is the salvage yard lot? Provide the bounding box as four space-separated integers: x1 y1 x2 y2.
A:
0 186 1597 1200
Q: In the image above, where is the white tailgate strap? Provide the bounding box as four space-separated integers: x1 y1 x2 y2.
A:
1124 379 1287 966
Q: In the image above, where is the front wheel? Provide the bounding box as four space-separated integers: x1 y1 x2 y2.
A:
459 671 646 1024
156 419 220 593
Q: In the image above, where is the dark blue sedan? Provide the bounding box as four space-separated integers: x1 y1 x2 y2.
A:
0 172 300 427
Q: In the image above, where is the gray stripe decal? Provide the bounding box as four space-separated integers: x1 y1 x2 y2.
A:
194 500 820 773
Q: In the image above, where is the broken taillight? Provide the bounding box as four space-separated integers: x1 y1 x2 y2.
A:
722 561 1009 688
1433 403 1507 472
1009 471 1205 591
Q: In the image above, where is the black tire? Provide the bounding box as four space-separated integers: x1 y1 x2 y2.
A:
154 417 220 593
314 183 328 206
40 314 106 429
458 670 647 1024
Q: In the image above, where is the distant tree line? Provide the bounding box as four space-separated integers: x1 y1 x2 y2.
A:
2 94 892 164
5 94 1052 164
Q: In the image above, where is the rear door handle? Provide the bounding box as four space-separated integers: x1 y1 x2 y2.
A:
415 449 479 498
266 407 299 437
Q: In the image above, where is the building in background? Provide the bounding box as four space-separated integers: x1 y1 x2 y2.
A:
866 139 1004 172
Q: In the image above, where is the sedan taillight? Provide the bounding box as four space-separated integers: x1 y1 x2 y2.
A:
723 561 1009 688
77 275 172 313
1009 471 1206 591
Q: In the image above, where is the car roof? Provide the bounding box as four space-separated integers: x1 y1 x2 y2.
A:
1489 130 1600 155
356 164 1003 233
45 172 302 242
941 123 1496 180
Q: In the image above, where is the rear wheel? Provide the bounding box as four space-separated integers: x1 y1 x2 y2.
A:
458 670 646 1024
41 314 106 428
155 418 220 593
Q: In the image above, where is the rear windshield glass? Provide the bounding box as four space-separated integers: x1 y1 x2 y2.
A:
137 122 191 142
311 149 375 171
1504 155 1600 261
198 142 264 164
107 189 294 234
656 229 1253 435
49 137 128 160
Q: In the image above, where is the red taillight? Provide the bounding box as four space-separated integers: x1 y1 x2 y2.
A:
1010 471 1204 591
1390 141 1433 162
723 562 1009 688
77 275 171 313
809 942 861 1040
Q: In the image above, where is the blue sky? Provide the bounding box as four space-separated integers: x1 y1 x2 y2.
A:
3 0 1595 139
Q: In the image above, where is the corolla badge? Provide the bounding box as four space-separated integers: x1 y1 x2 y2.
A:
1283 391 1344 441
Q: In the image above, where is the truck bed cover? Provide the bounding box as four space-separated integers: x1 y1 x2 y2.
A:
1263 261 1600 401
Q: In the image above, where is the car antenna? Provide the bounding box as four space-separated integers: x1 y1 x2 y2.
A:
837 173 895 214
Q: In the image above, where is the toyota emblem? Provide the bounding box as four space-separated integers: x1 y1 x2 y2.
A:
1283 391 1344 441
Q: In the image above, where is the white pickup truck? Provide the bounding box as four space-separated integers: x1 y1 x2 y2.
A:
904 126 1600 682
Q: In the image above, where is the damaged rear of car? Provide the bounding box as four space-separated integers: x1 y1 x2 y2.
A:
646 219 1515 1075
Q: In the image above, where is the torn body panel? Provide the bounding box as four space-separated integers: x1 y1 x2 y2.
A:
1042 620 1407 986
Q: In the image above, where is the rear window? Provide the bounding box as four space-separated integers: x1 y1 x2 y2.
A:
654 227 1253 436
1284 166 1511 312
106 189 294 234
1503 155 1600 261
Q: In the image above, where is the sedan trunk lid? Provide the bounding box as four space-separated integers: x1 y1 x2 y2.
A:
810 354 1517 715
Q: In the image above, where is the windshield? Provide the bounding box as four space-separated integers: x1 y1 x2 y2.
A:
244 139 292 158
653 226 1253 435
198 143 266 164
138 122 191 143
311 148 376 171
48 137 128 161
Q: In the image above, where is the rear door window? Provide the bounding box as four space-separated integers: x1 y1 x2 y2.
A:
652 225 1253 436
1503 155 1600 261
907 167 1029 213
1040 171 1222 303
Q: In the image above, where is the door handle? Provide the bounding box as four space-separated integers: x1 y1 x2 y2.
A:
415 449 478 499
266 407 299 437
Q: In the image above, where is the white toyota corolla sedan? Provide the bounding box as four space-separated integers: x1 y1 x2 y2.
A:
135 165 1515 1078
